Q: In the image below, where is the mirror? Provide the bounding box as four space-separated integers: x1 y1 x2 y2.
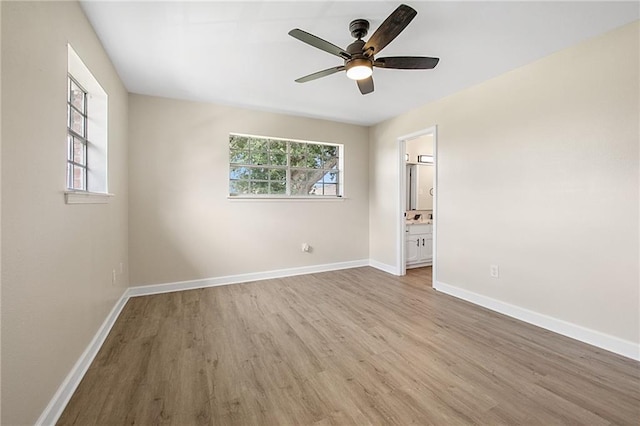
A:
405 133 434 212
406 164 434 210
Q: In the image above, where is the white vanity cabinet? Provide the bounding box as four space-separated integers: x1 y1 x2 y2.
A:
405 223 433 268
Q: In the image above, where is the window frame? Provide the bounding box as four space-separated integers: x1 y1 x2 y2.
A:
228 133 344 199
65 44 112 204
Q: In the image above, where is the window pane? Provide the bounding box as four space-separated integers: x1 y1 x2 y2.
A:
322 171 338 184
72 165 85 190
69 108 85 136
250 151 269 165
73 137 86 165
322 183 338 196
229 135 248 150
306 144 324 169
249 138 268 151
251 181 269 194
230 150 249 164
309 182 323 195
229 180 249 195
291 170 314 195
252 167 270 180
290 154 304 167
269 168 286 181
70 79 85 113
271 182 286 194
290 142 306 154
230 166 251 180
289 143 307 167
270 141 287 153
270 152 286 166
325 145 338 155
305 154 321 168
323 147 339 168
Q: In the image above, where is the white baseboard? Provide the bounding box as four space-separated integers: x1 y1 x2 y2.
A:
35 289 130 426
127 259 370 297
368 259 399 275
434 280 640 361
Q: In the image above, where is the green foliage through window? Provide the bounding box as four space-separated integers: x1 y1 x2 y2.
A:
229 134 341 197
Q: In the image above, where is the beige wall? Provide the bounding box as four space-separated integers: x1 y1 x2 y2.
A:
128 94 369 286
370 22 639 344
1 2 129 424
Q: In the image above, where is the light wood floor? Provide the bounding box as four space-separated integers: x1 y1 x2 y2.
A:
58 267 640 425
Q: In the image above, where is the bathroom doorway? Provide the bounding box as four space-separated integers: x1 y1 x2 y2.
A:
397 126 437 285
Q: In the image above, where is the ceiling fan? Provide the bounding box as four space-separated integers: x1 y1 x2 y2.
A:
288 4 439 95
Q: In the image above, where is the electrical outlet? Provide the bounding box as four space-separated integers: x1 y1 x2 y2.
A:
119 262 124 274
490 264 500 278
112 269 117 285
301 243 311 253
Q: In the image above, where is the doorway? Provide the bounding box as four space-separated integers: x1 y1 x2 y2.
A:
397 126 438 285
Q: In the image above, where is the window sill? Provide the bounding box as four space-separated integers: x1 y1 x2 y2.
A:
65 191 114 204
228 196 346 202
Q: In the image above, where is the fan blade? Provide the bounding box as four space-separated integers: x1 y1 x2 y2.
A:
288 29 351 60
374 56 439 69
295 66 345 83
357 76 374 95
363 4 417 57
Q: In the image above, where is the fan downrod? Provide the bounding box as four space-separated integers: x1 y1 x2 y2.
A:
349 19 369 39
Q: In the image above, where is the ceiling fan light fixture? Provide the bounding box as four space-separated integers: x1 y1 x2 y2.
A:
345 59 372 80
289 4 438 94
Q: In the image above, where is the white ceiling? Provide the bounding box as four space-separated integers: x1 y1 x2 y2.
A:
80 1 638 126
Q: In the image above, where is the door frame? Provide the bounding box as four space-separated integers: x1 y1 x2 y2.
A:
397 125 438 284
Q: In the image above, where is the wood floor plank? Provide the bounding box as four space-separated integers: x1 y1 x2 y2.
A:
57 267 640 425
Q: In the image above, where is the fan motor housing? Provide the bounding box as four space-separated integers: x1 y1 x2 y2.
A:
346 39 366 56
345 39 372 73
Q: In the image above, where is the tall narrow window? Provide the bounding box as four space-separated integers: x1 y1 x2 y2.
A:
65 44 109 204
67 75 88 190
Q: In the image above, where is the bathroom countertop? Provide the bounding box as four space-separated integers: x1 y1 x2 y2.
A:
405 219 433 225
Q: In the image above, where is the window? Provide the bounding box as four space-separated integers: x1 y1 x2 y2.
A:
67 75 88 190
229 134 343 197
65 44 110 204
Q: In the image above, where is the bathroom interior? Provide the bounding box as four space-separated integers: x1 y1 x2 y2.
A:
405 134 434 271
